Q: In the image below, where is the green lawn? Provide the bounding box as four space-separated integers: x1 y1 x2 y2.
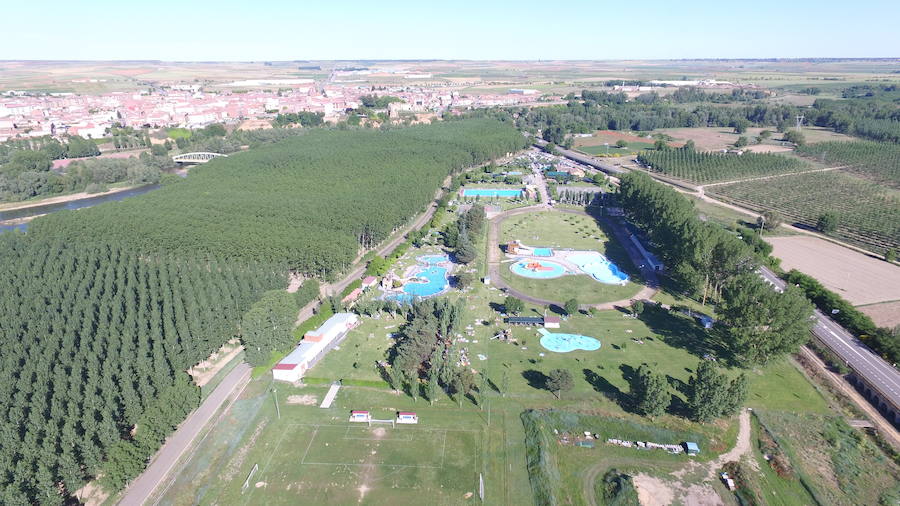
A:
499 211 644 305
578 142 654 155
155 202 859 506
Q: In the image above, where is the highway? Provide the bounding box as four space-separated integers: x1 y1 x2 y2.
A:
759 266 900 412
531 139 626 175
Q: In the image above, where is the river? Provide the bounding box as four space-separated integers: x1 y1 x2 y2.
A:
0 184 161 233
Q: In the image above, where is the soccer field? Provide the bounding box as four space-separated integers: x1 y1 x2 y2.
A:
241 422 482 505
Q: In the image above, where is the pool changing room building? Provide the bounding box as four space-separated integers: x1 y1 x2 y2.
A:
273 313 360 383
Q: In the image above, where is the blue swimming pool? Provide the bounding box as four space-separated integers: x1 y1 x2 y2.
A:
532 247 554 257
388 255 450 303
510 259 567 279
568 252 629 285
462 188 523 198
539 332 601 353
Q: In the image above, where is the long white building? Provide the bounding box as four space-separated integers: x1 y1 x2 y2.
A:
272 312 360 383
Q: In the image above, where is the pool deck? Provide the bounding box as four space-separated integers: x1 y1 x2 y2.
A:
487 206 658 311
506 249 628 285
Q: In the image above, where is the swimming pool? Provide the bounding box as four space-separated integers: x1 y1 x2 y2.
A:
568 252 629 285
532 247 553 257
510 259 567 279
462 188 523 198
539 330 601 352
388 255 450 303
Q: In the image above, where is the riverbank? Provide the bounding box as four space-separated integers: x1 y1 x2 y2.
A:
0 184 139 212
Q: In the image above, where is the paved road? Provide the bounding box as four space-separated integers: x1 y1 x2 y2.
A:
759 266 900 412
118 363 251 506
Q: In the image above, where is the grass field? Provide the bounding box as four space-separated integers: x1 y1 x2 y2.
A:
709 170 900 253
498 211 643 304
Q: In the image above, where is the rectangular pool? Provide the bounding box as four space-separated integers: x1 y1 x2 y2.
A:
462 188 523 198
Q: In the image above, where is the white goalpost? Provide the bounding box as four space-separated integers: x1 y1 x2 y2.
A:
241 463 259 495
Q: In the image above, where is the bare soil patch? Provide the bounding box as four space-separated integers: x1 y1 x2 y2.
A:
189 339 243 387
286 394 317 406
767 236 900 305
633 474 721 506
575 130 653 147
858 300 900 328
743 144 793 153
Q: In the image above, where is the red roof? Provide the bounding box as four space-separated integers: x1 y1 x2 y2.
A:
273 363 298 370
398 412 417 416
351 410 369 414
544 316 561 323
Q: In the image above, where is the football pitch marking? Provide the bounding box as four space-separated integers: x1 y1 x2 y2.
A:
296 424 450 469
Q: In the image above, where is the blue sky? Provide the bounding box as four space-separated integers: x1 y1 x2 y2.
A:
3 0 898 60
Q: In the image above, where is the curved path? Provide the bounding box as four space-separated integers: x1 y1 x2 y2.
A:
487 205 657 311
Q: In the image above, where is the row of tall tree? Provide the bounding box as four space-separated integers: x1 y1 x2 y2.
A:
617 171 814 365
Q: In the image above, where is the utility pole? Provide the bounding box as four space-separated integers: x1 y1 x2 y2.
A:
795 114 804 131
272 387 280 419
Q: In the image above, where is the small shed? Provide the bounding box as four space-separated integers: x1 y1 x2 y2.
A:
349 410 371 423
396 412 418 424
684 442 700 456
544 316 561 329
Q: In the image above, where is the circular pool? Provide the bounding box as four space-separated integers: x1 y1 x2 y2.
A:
540 333 601 353
510 259 567 279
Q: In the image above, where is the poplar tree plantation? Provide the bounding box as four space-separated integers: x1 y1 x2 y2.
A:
0 119 524 503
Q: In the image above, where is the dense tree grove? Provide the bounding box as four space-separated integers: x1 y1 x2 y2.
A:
388 299 468 401
31 120 526 279
617 171 815 363
241 290 301 366
0 235 283 503
617 171 757 302
0 153 169 202
718 273 814 365
637 147 808 184
796 140 900 188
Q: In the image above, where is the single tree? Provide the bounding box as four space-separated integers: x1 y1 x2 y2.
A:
757 210 783 231
734 136 749 148
564 298 579 315
631 300 645 316
455 272 475 289
816 212 839 234
783 129 806 146
631 365 669 418
885 248 897 263
504 296 525 315
546 369 574 399
615 139 628 148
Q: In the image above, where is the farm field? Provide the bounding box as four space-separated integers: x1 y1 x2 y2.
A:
638 149 811 184
858 301 900 328
709 170 900 253
657 126 854 152
498 211 643 305
797 140 900 188
766 236 900 306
